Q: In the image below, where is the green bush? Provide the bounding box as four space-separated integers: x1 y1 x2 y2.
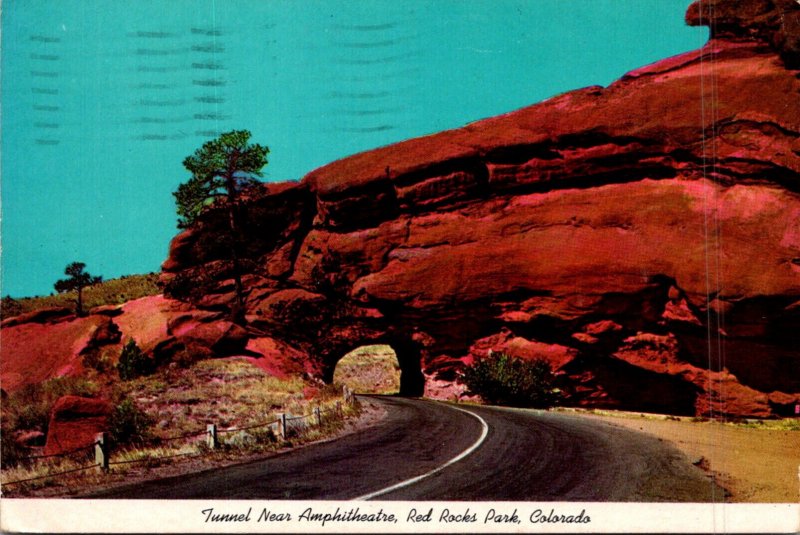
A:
461 352 561 408
108 397 153 448
116 339 154 380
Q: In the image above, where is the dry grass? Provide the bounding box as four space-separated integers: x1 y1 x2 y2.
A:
333 345 401 395
129 358 311 435
1 273 160 318
2 358 357 497
562 408 800 502
1 456 102 493
126 358 352 440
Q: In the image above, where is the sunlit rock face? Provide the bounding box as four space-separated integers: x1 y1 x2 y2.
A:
155 0 800 416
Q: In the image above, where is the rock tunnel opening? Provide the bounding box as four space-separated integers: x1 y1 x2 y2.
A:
331 341 425 397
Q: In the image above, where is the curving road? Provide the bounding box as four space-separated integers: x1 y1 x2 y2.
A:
87 396 721 501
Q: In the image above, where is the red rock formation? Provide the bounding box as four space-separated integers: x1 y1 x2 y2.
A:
0 313 121 392
2 1 796 418
110 295 260 368
156 0 800 417
43 396 111 457
0 295 271 392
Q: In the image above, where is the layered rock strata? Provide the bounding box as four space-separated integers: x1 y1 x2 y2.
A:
3 0 798 418
156 0 800 417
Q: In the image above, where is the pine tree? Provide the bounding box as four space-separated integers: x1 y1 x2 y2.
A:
54 262 102 315
174 130 269 321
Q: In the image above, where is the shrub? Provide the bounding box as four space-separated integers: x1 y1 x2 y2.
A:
82 347 115 373
0 427 26 467
108 397 153 448
1 296 23 318
461 352 561 408
117 339 154 380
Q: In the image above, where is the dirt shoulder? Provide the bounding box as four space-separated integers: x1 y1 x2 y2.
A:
562 409 800 503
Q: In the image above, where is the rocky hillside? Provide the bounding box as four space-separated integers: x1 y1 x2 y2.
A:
3 0 799 418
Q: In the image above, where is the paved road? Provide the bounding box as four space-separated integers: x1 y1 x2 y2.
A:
87 396 721 501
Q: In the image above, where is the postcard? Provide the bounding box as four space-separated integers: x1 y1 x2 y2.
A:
1 0 799 533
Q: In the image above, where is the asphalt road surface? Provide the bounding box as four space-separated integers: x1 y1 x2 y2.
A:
87 396 722 501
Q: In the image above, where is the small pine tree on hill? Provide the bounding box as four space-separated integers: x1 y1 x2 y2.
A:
54 262 102 316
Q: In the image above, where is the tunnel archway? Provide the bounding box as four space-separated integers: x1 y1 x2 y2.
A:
333 345 401 395
330 339 425 397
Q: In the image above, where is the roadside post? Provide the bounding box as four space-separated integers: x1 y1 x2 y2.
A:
206 424 218 449
278 413 287 439
95 432 109 472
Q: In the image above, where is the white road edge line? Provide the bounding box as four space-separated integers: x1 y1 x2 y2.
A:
353 403 490 501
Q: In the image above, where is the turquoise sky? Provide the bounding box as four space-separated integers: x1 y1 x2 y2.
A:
1 1 707 298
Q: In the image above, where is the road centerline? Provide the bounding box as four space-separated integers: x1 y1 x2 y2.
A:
353 402 489 500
